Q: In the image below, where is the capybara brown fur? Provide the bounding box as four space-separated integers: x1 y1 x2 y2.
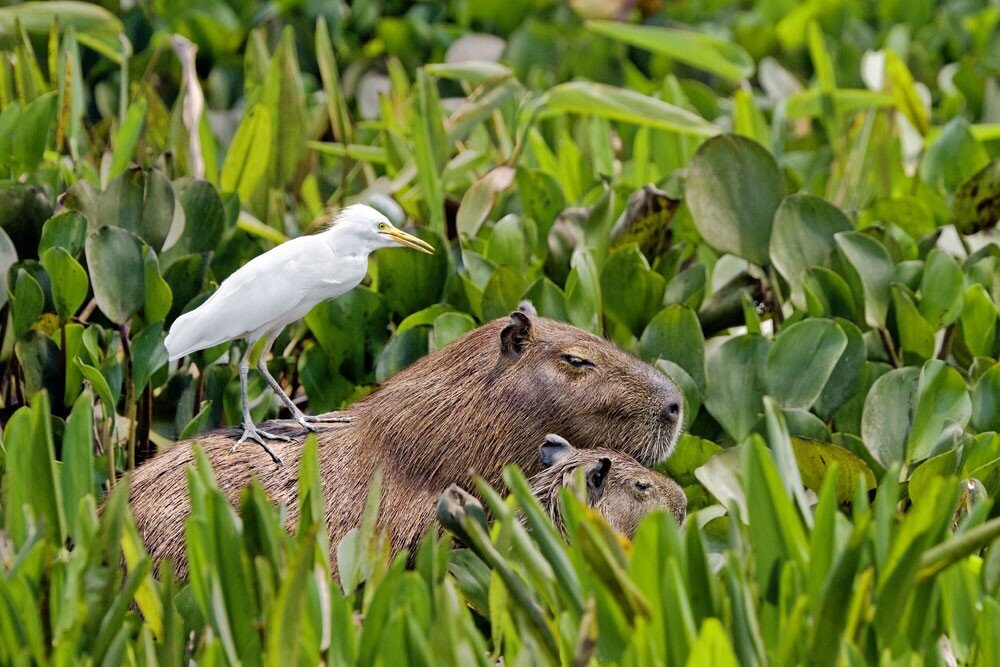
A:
529 434 686 536
127 312 684 574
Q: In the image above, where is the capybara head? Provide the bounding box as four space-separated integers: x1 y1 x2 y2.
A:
529 434 687 536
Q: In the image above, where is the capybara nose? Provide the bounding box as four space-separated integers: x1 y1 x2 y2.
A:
660 401 682 424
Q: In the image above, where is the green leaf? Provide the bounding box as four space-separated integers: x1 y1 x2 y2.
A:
109 98 147 180
10 268 43 338
481 266 528 321
951 159 1000 234
885 50 929 136
38 210 86 258
765 319 848 409
172 178 226 255
892 284 936 362
411 68 447 235
0 2 125 63
15 330 61 401
792 437 876 503
834 231 894 328
814 318 866 418
919 250 964 328
600 244 664 337
686 134 786 266
565 249 602 333
85 226 145 324
959 284 998 358
769 193 853 307
431 311 476 351
0 225 17 310
220 103 271 201
704 334 770 442
861 367 919 467
921 117 989 193
40 246 87 321
784 88 893 119
376 327 429 383
97 167 175 251
586 20 754 81
972 364 1000 433
907 360 971 462
142 247 172 322
638 305 706 392
131 322 167 393
457 166 515 238
537 82 720 137
61 391 94 538
376 227 447 316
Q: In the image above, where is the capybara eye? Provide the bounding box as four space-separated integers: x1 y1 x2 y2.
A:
635 481 652 492
562 354 595 368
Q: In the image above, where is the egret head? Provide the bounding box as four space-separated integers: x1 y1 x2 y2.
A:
332 204 435 255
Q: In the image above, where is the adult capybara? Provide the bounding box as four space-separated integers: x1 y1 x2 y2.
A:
530 434 686 535
128 312 684 573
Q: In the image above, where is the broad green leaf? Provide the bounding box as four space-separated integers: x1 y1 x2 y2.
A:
10 267 43 338
457 166 515 238
959 284 998 358
97 167 175 251
834 231 894 328
951 159 1000 234
172 178 226 255
921 117 989 193
0 2 125 63
907 360 971 462
765 319 847 409
892 284 936 362
686 134 786 266
770 193 853 307
481 266 528 321
40 246 87 321
85 226 145 324
109 98 147 180
639 305 706 392
0 225 16 309
15 329 61 401
537 82 720 137
565 249 602 333
792 437 876 503
586 20 754 81
601 244 665 337
376 327 429 383
142 247 172 323
431 311 476 351
376 227 447 316
861 367 919 467
814 318 866 418
61 391 94 538
131 322 167 393
219 103 271 201
972 364 1000 433
704 334 770 442
38 210 86 258
919 249 964 328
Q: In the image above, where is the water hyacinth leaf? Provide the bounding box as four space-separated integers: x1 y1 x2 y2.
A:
919 250 964 328
656 359 700 430
142 247 172 323
131 322 168 393
769 193 853 307
109 98 147 180
0 225 16 309
163 253 206 322
794 436 876 501
485 215 531 271
586 20 754 81
61 391 94 537
97 167 175 251
297 345 353 414
38 210 86 258
220 103 271 201
522 277 568 321
765 319 847 409
834 231 894 328
11 268 43 338
12 92 58 173
15 329 61 400
704 334 770 442
892 284 936 362
516 168 564 244
638 304 706 391
377 227 447 317
861 367 919 467
40 246 87 321
0 182 53 258
431 311 476 351
814 319 866 418
959 284 998 358
376 327 429 383
600 245 665 337
686 135 786 266
565 248 602 333
173 179 226 255
694 446 746 516
457 166 515 238
803 266 857 320
907 360 971 462
481 266 528 321
921 117 989 193
951 159 1000 234
609 184 679 260
537 82 721 137
85 226 145 324
972 364 1000 433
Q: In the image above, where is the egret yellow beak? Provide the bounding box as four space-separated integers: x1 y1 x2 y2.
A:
382 227 435 254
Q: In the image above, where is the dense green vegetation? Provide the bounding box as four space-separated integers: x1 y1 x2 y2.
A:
1 0 1000 663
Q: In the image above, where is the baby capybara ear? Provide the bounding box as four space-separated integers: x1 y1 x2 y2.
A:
587 457 611 494
540 433 573 467
500 311 533 359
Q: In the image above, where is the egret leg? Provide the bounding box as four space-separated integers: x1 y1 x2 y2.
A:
256 331 353 432
233 344 291 464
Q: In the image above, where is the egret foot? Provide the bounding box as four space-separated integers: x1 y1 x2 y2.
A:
232 424 292 464
303 414 353 424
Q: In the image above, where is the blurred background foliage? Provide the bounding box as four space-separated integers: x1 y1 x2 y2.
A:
2 0 1000 662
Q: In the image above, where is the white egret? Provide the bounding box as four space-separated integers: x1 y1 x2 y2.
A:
164 204 435 463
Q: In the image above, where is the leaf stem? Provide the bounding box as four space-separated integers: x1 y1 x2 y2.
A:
878 327 902 368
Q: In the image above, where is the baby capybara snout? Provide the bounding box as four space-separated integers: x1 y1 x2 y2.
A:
529 434 687 537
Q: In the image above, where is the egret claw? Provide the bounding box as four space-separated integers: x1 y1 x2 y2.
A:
231 424 287 464
297 417 318 433
303 414 353 424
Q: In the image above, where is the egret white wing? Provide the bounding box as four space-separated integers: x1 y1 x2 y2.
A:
164 238 358 359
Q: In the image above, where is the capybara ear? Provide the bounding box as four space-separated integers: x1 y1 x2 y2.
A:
500 311 533 359
587 457 611 494
517 299 538 317
540 433 573 467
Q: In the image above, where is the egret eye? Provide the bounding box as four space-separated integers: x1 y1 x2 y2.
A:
561 354 595 369
378 222 389 231
634 481 652 492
